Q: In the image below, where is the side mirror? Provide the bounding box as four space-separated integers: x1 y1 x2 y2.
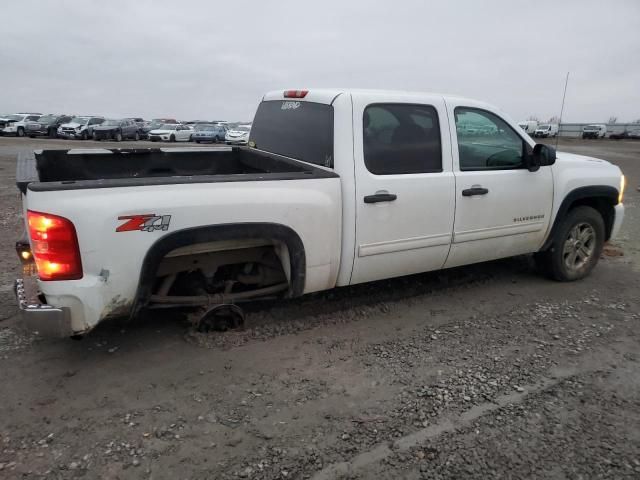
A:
528 144 556 171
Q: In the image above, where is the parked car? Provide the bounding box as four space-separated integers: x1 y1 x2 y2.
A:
58 116 104 140
1 113 42 137
629 129 640 139
148 123 193 142
25 114 73 138
518 120 538 134
191 124 227 143
14 88 626 337
534 124 559 138
92 119 140 141
151 118 177 125
609 131 630 140
225 124 251 145
582 124 607 139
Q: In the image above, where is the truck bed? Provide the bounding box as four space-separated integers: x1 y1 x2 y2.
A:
17 146 337 193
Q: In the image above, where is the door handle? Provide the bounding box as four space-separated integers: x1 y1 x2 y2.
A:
364 193 397 203
462 187 489 197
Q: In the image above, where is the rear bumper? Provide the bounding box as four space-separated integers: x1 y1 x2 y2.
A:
15 278 73 337
93 131 117 139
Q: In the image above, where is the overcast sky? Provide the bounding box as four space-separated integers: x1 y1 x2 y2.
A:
2 0 639 122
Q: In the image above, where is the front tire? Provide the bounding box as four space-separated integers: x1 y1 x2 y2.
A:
535 206 605 281
169 134 176 143
17 127 25 137
115 131 123 142
134 131 140 141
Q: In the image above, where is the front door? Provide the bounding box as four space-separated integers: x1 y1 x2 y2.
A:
444 103 553 268
350 96 456 285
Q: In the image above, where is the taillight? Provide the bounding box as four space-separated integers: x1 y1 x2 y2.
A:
27 210 83 281
284 89 308 98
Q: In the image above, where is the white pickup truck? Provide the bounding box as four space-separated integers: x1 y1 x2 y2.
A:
15 89 626 337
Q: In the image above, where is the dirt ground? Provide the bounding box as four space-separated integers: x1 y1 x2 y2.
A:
0 136 639 479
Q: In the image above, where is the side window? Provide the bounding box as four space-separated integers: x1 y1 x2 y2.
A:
363 104 442 175
454 107 529 171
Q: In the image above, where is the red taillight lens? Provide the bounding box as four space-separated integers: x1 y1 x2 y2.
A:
284 89 308 98
27 210 82 281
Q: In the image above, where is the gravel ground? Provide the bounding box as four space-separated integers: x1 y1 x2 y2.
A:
0 136 639 479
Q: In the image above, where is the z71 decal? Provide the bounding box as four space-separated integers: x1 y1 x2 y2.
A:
116 214 171 233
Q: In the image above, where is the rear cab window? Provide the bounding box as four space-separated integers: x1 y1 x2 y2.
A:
249 100 334 168
363 103 442 175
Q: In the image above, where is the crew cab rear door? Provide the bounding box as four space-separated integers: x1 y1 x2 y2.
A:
444 100 553 268
350 94 455 284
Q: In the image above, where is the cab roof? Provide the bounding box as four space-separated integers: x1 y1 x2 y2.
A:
262 88 485 107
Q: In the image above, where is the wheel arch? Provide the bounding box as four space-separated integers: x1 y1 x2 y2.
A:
541 185 619 251
131 223 306 316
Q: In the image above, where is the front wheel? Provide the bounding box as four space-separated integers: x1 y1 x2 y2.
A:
535 206 605 281
17 127 25 137
115 131 123 142
169 134 176 143
134 131 140 141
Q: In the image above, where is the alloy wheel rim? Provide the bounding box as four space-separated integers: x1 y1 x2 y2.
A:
562 222 596 271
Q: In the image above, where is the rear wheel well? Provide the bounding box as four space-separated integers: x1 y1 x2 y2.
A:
132 223 306 315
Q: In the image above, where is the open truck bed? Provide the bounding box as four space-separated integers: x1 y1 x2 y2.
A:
15 145 342 335
17 146 337 193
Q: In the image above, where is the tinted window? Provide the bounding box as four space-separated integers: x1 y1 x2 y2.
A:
363 104 442 175
455 107 528 170
250 100 334 167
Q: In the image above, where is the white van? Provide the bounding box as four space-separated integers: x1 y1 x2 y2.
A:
534 124 559 138
518 120 538 134
582 124 607 139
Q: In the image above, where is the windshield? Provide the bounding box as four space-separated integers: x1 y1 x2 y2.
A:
195 124 215 131
160 124 177 130
584 125 599 130
538 125 550 130
235 126 251 132
7 114 24 121
70 116 90 124
102 119 121 126
36 115 56 123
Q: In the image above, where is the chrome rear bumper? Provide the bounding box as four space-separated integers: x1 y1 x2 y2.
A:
15 278 72 337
